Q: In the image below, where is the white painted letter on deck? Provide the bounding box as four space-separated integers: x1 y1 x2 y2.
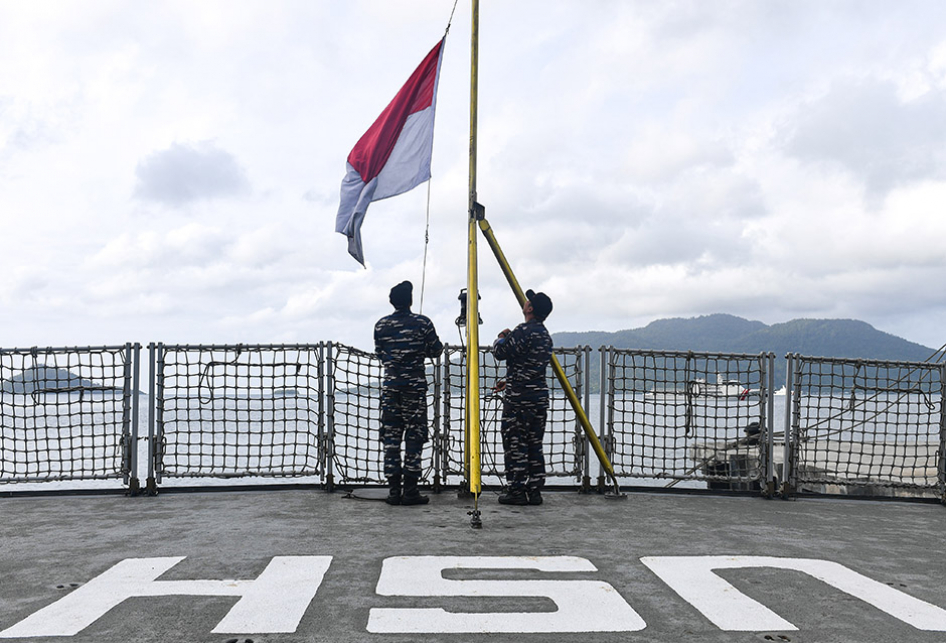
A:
367 555 645 633
641 555 946 632
0 556 332 638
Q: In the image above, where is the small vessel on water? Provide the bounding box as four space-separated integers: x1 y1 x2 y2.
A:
646 375 753 400
686 375 751 398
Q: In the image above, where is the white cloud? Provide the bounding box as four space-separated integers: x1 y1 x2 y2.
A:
134 141 250 205
785 80 946 196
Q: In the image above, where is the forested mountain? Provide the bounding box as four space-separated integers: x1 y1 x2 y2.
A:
554 314 935 359
553 314 940 392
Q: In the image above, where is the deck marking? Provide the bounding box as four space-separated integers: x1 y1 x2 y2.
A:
641 555 946 631
0 556 332 637
367 555 646 633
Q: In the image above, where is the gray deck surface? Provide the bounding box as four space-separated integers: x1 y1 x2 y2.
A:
2 488 945 642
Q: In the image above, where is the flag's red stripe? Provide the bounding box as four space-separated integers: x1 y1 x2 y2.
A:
347 39 443 183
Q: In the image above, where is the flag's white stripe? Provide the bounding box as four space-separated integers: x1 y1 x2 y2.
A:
373 105 435 201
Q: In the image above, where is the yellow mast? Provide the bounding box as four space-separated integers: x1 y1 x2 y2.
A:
459 1 618 512
465 0 482 508
462 1 617 517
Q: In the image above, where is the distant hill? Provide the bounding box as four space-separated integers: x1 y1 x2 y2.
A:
0 366 118 395
553 314 939 392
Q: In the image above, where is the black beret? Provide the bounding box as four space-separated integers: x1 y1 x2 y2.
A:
526 289 552 321
390 281 413 308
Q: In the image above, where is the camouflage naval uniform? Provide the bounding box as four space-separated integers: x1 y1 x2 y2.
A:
492 319 553 495
374 308 443 482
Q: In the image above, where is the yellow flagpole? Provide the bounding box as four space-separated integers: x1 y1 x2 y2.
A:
466 0 482 511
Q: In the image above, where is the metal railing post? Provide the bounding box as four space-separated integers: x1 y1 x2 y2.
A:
325 341 336 491
317 342 326 485
764 352 776 497
128 343 141 494
580 346 592 492
119 342 134 489
147 343 159 494
781 353 795 498
432 348 443 492
442 347 454 484
939 363 946 505
597 346 610 491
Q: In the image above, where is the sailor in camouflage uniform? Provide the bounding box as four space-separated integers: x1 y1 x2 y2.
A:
491 289 553 506
374 281 443 506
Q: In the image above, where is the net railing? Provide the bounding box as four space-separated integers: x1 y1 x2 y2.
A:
602 349 773 489
326 342 440 486
786 355 946 498
441 344 587 485
5 341 945 503
0 344 139 485
153 344 323 482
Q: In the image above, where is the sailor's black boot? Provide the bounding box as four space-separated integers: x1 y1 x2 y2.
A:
401 475 429 505
498 489 529 505
385 475 402 505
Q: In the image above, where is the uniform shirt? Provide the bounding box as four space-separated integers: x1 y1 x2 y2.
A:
491 319 553 401
374 308 443 389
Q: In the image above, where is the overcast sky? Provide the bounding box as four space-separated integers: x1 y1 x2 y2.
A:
2 0 945 353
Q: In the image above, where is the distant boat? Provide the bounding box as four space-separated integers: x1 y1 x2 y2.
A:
686 375 752 399
647 375 753 400
773 386 787 396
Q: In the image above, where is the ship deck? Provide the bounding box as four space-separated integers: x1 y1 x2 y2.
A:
2 487 945 642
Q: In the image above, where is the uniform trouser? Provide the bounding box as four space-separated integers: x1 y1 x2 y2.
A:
380 386 428 479
500 396 548 493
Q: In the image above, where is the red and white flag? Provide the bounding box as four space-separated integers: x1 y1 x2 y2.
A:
336 38 446 266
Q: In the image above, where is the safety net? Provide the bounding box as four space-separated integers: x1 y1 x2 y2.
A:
0 345 136 483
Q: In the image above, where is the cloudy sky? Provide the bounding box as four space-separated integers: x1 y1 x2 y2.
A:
2 1 945 352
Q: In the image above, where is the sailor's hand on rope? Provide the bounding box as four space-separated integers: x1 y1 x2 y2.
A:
492 379 506 393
